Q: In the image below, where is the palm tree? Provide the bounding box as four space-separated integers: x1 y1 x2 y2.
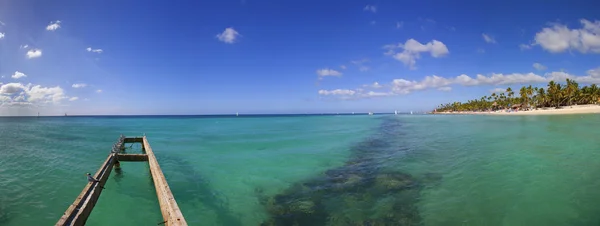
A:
433 79 597 113
536 88 546 108
519 86 528 109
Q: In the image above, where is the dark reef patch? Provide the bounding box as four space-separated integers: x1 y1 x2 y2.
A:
259 117 438 226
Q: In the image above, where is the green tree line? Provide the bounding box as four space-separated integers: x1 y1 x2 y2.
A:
435 79 600 112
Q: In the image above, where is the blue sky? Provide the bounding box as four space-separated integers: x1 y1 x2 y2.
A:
0 0 599 115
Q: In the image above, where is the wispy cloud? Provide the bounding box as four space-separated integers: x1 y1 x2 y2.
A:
363 82 383 89
72 83 87 88
363 5 377 13
533 63 547 71
438 86 452 92
20 44 29 49
11 71 26 79
216 27 241 44
96 89 103 93
46 20 61 31
519 44 532 50
490 88 507 94
69 97 79 101
482 33 496 43
26 49 42 59
86 47 103 53
396 21 404 29
0 33 4 39
316 68 342 79
477 48 485 53
340 65 347 70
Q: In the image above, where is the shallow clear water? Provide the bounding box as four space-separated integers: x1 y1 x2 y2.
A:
1 114 600 225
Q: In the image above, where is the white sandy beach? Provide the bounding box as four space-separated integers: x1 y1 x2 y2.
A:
437 104 600 116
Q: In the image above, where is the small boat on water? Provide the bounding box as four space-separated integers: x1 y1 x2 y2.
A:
368 112 374 115
394 110 398 115
410 111 413 115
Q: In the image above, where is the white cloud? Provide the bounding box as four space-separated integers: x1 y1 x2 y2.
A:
340 65 347 70
72 83 87 88
438 86 452 92
482 33 496 43
363 5 377 13
519 44 532 50
318 89 356 96
318 88 392 99
20 44 29 49
96 89 103 93
27 85 65 103
587 68 600 78
319 69 600 99
69 97 79 101
46 20 61 31
0 83 66 105
86 47 103 53
533 63 547 71
0 21 5 26
0 83 26 94
316 68 342 79
26 49 42 59
490 88 507 94
534 19 600 53
0 33 4 39
216 27 240 44
384 39 449 70
11 71 26 79
396 21 404 29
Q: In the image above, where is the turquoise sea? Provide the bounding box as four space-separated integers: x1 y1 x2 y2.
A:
2 114 600 225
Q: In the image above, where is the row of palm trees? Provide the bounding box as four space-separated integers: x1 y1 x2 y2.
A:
435 79 600 112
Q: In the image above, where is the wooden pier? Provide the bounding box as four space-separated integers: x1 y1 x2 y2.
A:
55 135 187 226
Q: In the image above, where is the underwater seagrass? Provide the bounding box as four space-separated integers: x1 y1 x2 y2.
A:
258 118 438 226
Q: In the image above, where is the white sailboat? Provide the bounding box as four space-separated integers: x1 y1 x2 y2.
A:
236 112 239 117
410 111 413 115
368 112 373 115
394 110 398 115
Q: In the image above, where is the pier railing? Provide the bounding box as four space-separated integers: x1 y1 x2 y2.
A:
55 135 187 226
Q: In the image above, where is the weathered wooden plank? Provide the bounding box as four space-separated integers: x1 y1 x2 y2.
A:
143 136 188 226
56 136 187 226
117 153 148 162
55 153 115 226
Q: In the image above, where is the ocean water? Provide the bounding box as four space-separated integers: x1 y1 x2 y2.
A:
1 114 600 225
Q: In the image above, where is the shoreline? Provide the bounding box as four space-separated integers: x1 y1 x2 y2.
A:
434 104 600 116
